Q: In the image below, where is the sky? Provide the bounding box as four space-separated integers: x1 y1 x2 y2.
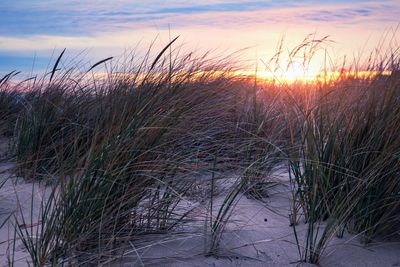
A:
0 0 399 78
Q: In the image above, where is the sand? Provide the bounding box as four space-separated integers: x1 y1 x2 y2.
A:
0 137 51 266
0 137 400 266
115 172 400 267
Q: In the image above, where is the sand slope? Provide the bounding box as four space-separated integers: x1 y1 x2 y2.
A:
0 137 400 266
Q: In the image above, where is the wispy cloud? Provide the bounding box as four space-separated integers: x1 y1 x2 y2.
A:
1 0 397 37
0 0 398 74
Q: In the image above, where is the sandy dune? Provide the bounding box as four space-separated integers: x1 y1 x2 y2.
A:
0 137 400 266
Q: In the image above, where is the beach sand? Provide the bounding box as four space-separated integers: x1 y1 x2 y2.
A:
0 138 400 266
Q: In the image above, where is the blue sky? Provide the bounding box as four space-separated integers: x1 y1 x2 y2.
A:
0 0 399 75
0 0 388 36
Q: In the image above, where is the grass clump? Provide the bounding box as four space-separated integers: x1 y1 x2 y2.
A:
1 34 399 266
11 41 248 265
287 62 400 263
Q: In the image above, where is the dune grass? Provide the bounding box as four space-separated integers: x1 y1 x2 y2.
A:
287 64 400 263
2 40 284 265
0 36 399 266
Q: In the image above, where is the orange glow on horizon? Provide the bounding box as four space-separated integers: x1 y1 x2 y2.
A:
233 69 393 84
87 68 393 85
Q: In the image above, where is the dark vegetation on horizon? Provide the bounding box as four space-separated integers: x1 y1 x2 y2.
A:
0 36 399 266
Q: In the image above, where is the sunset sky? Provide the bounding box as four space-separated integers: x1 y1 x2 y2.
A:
0 0 399 77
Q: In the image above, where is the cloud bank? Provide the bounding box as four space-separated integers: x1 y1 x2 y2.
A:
0 0 398 73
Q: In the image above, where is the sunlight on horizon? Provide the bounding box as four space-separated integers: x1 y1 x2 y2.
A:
0 0 399 78
235 69 393 84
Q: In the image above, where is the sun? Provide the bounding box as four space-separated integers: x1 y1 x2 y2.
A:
282 62 308 82
251 62 321 83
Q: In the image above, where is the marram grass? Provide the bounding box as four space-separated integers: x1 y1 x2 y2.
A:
0 37 399 266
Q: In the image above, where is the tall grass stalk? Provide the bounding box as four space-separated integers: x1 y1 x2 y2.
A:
11 40 269 265
287 61 400 264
